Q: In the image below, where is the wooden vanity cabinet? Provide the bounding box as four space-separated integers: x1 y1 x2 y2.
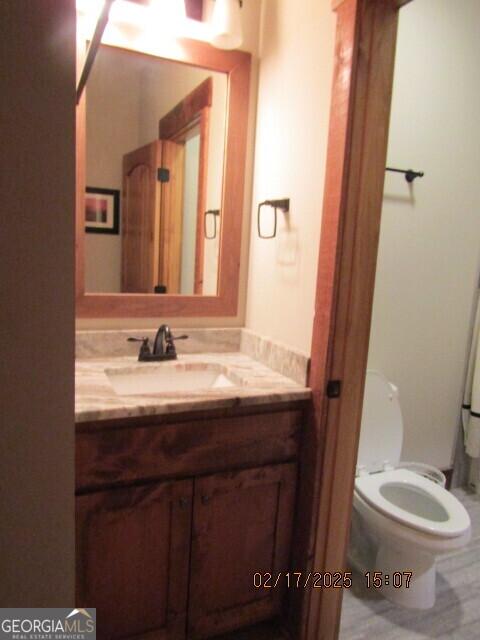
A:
76 479 193 640
76 405 305 640
188 463 297 640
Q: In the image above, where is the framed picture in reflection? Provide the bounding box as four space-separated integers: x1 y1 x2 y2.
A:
85 187 120 234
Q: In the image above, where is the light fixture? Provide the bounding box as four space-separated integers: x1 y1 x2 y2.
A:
210 0 243 50
76 0 189 39
76 0 194 101
110 0 186 30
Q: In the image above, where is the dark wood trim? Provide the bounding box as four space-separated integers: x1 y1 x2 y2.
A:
159 77 212 139
75 399 309 435
159 78 212 295
184 0 204 21
76 39 251 317
76 410 303 493
304 1 401 638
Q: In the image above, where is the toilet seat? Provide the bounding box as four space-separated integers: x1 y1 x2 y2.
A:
355 468 470 538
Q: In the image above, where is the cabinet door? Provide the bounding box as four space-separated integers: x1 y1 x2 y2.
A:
76 480 193 640
188 463 297 639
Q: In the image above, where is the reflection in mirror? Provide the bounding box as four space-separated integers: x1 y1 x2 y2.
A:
84 45 227 296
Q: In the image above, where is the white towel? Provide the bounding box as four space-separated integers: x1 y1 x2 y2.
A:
463 295 480 458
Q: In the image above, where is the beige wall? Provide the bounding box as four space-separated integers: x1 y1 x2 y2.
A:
367 0 480 469
85 47 141 292
244 0 336 354
0 0 75 605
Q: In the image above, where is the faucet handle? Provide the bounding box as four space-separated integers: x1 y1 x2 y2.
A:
127 336 151 360
165 334 189 347
164 334 189 357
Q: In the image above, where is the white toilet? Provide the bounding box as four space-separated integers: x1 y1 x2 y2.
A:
350 370 471 609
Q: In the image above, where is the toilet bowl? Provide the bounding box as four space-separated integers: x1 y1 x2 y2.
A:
350 371 471 609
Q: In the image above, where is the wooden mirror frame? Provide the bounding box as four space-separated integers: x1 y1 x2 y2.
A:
76 38 251 318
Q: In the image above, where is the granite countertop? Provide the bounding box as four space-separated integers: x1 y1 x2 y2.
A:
75 352 311 424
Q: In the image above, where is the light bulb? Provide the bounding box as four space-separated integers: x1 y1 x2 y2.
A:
210 0 243 50
109 0 186 28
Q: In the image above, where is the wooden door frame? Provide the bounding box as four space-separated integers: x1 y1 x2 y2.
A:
303 1 413 638
159 77 213 295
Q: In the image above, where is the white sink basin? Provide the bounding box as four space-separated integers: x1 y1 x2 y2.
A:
106 363 238 396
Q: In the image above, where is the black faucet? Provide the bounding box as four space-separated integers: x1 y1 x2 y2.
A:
128 325 188 362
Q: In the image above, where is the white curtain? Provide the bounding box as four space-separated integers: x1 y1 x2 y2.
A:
463 294 480 492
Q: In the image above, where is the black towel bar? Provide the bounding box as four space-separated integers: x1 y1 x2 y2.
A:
257 199 290 239
386 167 424 183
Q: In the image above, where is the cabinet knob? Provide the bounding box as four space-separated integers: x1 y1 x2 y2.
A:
201 495 211 505
179 497 189 508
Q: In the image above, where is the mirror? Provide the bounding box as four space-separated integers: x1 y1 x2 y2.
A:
76 36 250 318
84 45 227 296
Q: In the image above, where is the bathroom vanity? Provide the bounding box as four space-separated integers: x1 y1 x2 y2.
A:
75 347 310 640
74 13 311 637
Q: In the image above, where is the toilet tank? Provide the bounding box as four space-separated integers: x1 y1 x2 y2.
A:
356 370 403 473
